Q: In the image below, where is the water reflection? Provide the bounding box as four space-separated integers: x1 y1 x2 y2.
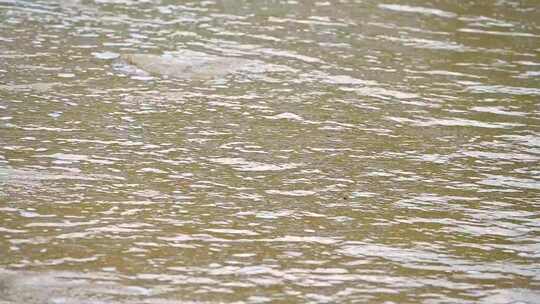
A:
1 0 539 303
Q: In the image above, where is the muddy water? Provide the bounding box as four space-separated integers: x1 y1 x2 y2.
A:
0 0 539 303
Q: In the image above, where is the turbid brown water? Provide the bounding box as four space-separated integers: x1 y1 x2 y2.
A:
0 0 539 303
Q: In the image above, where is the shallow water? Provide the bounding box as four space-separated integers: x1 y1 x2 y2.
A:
0 0 539 303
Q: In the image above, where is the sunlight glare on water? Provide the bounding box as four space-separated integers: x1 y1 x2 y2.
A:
0 0 539 303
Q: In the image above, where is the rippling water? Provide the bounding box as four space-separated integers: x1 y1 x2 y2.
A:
1 0 539 303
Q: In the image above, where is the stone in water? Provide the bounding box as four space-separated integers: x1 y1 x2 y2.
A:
118 51 254 80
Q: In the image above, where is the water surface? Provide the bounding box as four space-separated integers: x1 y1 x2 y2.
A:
1 0 539 303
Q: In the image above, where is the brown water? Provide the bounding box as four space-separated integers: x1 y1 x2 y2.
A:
1 0 539 303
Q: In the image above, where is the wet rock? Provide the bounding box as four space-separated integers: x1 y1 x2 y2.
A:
114 50 295 80
116 51 254 80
